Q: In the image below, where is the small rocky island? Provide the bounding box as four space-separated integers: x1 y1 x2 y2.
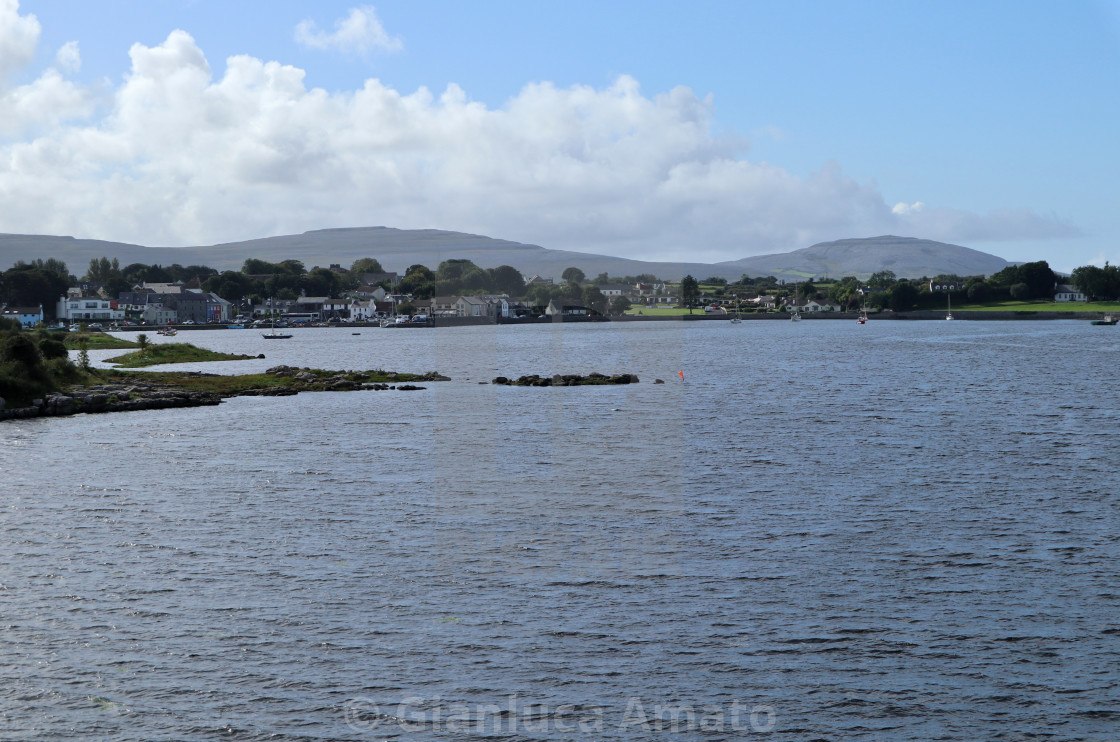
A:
492 372 640 386
0 365 450 421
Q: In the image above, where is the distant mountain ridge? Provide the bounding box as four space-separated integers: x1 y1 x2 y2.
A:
0 229 1010 282
719 235 1011 280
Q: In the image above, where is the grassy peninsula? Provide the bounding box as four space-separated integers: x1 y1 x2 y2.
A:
104 342 259 368
0 319 447 416
61 331 138 350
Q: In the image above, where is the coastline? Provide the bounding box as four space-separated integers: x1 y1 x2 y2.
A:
0 367 448 422
106 309 1110 334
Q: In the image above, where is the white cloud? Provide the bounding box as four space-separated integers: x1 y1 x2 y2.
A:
0 0 40 88
294 5 403 55
0 24 1078 262
890 205 1079 243
55 40 80 73
892 201 924 215
0 5 91 137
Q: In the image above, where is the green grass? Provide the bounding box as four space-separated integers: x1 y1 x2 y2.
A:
103 343 258 367
953 300 1120 313
62 332 138 350
92 368 443 396
623 306 692 316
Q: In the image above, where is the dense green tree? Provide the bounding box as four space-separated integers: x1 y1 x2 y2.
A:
1070 263 1120 300
524 282 563 307
887 281 919 311
37 337 68 360
796 281 818 301
562 267 586 284
1019 261 1056 299
350 257 384 274
123 264 173 284
398 264 435 299
488 265 525 296
610 295 632 315
11 258 73 285
0 330 56 405
103 276 133 299
868 270 897 288
301 267 341 297
680 275 700 313
966 280 989 303
437 259 481 282
989 261 1055 299
203 271 253 301
827 276 862 307
242 258 281 275
582 285 608 314
85 256 121 282
1009 282 1030 300
278 259 306 275
0 265 70 316
459 267 490 292
265 273 302 298
180 264 219 282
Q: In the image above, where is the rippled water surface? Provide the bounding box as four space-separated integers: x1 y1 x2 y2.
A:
2 321 1118 740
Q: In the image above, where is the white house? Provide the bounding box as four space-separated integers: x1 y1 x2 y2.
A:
1054 284 1087 302
348 299 376 321
56 296 124 322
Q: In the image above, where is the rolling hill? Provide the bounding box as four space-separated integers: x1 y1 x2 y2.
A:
0 229 1011 283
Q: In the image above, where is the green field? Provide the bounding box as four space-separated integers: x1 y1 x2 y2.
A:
61 332 138 350
104 343 258 368
954 300 1120 313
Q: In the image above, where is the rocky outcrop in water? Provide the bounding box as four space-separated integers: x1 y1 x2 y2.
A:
492 373 639 386
0 366 446 421
0 383 220 420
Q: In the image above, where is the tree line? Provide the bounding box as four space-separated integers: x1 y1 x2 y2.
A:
6 252 1120 321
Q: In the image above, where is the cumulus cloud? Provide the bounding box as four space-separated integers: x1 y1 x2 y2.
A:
0 14 1078 261
55 40 80 72
0 0 40 87
0 4 90 136
889 205 1080 243
294 5 403 54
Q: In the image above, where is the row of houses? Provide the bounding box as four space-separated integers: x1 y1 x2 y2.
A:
7 274 1097 329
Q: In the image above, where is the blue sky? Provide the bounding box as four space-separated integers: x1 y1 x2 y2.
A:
3 0 1118 271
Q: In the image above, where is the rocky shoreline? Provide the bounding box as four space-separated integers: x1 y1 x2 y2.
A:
0 382 222 420
0 366 449 422
492 372 640 386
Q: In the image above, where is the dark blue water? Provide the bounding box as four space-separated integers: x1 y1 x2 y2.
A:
2 321 1117 739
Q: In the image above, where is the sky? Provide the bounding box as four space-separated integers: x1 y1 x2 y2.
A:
1 0 1118 271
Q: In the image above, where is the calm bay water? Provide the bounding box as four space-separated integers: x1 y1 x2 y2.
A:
2 320 1118 740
